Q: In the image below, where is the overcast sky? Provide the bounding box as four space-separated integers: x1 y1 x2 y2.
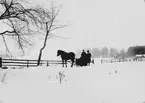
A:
1 0 145 59
43 0 145 59
41 0 145 50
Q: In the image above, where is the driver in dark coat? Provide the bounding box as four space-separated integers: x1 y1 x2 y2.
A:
81 50 86 58
80 50 87 66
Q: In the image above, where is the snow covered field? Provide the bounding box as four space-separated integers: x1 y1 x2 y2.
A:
0 60 145 103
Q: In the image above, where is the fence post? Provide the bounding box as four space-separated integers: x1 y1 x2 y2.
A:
0 58 2 68
101 59 103 64
40 60 42 66
41 61 43 66
92 59 94 64
111 60 112 63
47 61 49 66
27 60 29 68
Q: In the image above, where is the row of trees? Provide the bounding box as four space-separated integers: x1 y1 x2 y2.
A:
78 46 145 59
90 47 126 58
0 0 65 65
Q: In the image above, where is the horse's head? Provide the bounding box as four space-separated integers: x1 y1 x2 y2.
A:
57 50 63 56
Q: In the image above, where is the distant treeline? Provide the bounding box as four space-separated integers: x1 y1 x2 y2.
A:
75 46 145 58
127 46 145 57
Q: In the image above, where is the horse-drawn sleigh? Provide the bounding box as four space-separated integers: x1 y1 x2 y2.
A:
57 50 94 67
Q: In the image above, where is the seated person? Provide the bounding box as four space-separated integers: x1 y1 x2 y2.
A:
86 50 91 65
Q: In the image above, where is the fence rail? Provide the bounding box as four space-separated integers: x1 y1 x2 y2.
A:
0 57 95 68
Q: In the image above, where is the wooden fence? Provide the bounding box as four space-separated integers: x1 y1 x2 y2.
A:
101 57 145 63
0 58 63 68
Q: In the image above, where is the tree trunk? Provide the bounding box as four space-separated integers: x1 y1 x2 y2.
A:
0 58 2 68
37 49 42 66
37 21 53 66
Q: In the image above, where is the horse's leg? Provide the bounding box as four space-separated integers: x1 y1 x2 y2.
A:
62 60 64 67
71 59 74 67
65 60 67 67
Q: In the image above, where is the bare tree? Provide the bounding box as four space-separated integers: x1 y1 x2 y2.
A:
37 2 65 66
91 48 101 58
0 0 49 57
109 48 118 58
101 47 109 58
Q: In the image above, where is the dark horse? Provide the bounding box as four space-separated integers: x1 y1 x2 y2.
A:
57 50 75 67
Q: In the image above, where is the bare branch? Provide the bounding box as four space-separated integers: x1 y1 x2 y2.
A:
1 34 13 58
50 24 66 31
48 33 71 40
0 30 15 35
